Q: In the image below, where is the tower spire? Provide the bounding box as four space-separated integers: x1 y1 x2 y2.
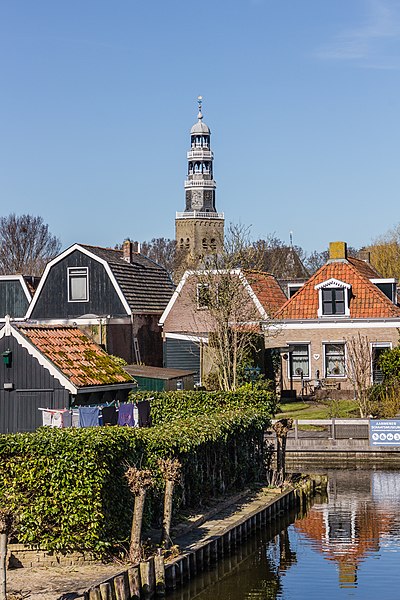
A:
175 98 225 269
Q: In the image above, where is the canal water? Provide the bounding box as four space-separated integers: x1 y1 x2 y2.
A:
168 468 400 599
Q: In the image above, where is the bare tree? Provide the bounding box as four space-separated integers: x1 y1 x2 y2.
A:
346 333 372 418
158 458 181 549
186 225 276 391
140 237 176 277
0 213 61 276
125 466 154 563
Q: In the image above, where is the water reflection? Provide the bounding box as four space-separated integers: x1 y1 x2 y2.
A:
168 469 400 599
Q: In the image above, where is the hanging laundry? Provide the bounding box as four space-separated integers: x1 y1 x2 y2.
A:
78 406 100 428
138 400 152 428
133 404 139 428
71 409 80 428
117 403 135 427
102 405 118 426
40 408 72 428
41 410 53 427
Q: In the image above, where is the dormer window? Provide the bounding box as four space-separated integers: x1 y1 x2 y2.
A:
315 278 351 317
68 267 89 302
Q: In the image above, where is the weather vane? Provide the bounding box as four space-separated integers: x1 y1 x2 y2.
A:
197 95 203 120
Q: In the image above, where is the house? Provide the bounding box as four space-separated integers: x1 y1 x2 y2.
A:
25 240 175 366
160 269 288 383
0 275 40 321
264 241 400 397
0 317 135 433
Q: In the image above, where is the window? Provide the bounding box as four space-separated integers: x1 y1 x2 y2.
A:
197 283 210 309
316 279 351 317
288 283 303 298
68 267 88 302
322 288 345 315
324 343 345 377
289 344 310 378
371 343 391 383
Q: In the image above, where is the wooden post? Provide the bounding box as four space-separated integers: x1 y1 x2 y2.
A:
154 554 165 596
140 557 155 599
114 574 129 600
127 565 141 599
88 587 102 600
99 582 114 600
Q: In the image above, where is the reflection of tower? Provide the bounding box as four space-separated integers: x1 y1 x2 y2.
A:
175 97 224 266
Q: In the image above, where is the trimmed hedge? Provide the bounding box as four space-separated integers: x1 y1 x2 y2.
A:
0 406 270 553
131 388 277 424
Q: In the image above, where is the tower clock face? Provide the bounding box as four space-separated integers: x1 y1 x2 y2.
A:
192 190 202 209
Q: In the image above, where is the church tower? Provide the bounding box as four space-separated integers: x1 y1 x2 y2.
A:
175 97 224 266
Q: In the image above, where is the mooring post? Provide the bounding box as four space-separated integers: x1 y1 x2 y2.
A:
88 587 102 600
99 582 113 600
154 554 165 596
140 558 155 599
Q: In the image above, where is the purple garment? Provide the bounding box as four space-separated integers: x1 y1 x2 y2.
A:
117 403 135 427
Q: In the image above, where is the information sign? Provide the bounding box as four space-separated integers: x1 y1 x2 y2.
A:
370 420 400 446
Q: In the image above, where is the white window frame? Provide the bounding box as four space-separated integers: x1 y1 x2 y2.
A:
370 342 392 383
67 267 89 303
287 283 304 298
370 279 397 304
323 341 346 378
315 278 351 317
287 342 311 379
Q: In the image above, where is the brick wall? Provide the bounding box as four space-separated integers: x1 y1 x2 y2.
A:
8 543 97 569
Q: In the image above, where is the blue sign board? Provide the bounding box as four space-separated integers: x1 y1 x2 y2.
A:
370 420 400 446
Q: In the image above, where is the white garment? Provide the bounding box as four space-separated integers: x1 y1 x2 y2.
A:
42 410 53 427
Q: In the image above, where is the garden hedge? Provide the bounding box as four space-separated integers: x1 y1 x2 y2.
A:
0 390 275 554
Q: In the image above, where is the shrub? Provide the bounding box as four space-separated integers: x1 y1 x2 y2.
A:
0 406 271 554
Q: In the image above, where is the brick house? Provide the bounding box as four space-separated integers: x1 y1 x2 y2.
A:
160 269 287 383
264 242 400 397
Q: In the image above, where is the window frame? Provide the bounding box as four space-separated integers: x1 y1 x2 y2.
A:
370 342 392 383
67 267 89 303
323 342 346 378
316 279 351 317
287 343 310 379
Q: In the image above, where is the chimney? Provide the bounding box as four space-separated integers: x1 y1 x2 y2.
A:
329 241 347 261
358 249 371 263
122 239 140 263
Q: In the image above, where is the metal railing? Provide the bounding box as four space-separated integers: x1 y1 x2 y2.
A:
176 211 224 220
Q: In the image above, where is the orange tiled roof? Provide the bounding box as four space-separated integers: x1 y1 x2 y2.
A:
244 271 288 315
16 325 133 388
275 260 400 320
347 256 381 278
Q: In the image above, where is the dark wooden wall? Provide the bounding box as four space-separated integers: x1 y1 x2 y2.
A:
0 281 30 318
0 336 69 433
30 250 127 319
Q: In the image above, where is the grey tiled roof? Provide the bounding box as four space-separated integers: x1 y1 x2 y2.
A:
80 245 175 314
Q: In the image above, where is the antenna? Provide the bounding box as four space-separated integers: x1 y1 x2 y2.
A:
289 231 293 247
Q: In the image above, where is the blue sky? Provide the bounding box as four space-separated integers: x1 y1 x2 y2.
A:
1 0 400 255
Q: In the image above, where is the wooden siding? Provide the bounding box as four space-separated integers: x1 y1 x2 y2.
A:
0 336 69 433
164 338 200 384
0 280 29 318
30 250 127 319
